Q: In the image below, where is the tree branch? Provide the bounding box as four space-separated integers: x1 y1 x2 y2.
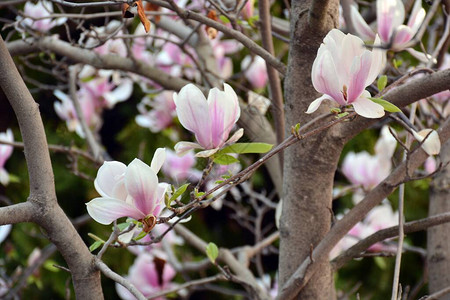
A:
276 117 450 300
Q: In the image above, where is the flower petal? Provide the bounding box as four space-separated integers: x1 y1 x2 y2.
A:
350 5 376 41
347 51 372 103
86 197 144 225
174 141 203 156
377 0 405 43
407 0 426 35
306 94 331 114
125 159 159 215
150 148 166 174
174 84 211 148
412 129 441 155
195 148 220 157
226 128 244 145
351 92 385 118
94 161 127 200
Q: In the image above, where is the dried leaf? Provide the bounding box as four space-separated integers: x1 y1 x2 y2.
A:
137 0 151 32
145 2 161 23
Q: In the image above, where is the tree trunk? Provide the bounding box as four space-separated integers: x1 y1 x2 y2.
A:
427 139 450 298
279 1 339 299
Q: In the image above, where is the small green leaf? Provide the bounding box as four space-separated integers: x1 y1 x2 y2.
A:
133 230 147 241
213 154 240 165
80 76 95 83
165 193 172 208
88 233 105 243
369 97 401 113
170 183 190 202
116 222 132 231
247 15 260 27
294 123 301 132
219 15 230 23
377 75 388 91
393 59 403 69
337 112 349 118
8 174 20 183
330 107 341 114
218 143 273 155
43 260 60 272
89 240 103 252
206 242 219 263
194 189 205 197
374 257 387 270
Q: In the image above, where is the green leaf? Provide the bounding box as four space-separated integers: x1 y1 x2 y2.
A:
330 107 341 114
219 15 230 23
134 230 147 241
213 154 240 165
218 143 273 155
88 233 105 243
8 174 20 183
393 59 403 68
194 189 205 198
89 240 103 252
369 97 401 113
165 193 172 208
374 257 387 270
206 242 219 263
377 75 388 91
116 222 132 231
337 112 349 118
247 15 260 27
170 183 190 202
43 260 60 272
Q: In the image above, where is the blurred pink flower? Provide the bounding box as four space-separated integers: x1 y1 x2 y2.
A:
86 149 168 231
351 0 425 50
174 83 243 157
116 253 176 300
424 157 437 174
331 202 398 258
162 149 202 183
307 29 386 118
135 91 176 133
18 0 66 32
342 126 396 191
241 55 268 89
0 129 14 186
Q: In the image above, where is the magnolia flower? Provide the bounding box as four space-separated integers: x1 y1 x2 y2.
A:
241 55 268 89
0 224 12 244
424 156 437 174
17 0 66 32
162 150 202 183
351 0 425 51
86 148 167 231
330 202 398 258
116 253 176 300
174 83 243 157
135 92 176 133
307 29 386 118
54 90 100 138
412 129 441 156
342 126 396 192
0 129 14 186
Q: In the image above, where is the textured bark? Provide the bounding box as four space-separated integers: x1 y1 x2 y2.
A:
428 139 450 299
0 36 104 299
279 1 339 299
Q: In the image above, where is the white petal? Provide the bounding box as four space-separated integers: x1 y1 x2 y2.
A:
412 129 441 155
351 93 385 118
86 197 144 225
306 94 331 114
94 161 127 200
150 148 166 174
174 141 202 156
225 128 244 145
195 148 220 157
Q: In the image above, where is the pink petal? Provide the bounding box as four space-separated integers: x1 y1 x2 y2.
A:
226 128 244 145
174 84 212 148
208 83 240 148
125 159 159 216
347 51 372 103
350 6 376 41
351 92 385 118
392 25 413 48
377 0 405 43
366 35 386 86
311 50 345 105
86 197 145 225
94 161 127 200
407 0 426 34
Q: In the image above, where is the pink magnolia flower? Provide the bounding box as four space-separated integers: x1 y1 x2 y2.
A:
174 83 243 157
241 55 268 89
306 29 386 118
351 0 425 51
162 150 202 183
86 148 168 231
0 129 14 186
425 156 437 174
18 0 66 32
342 126 396 191
331 202 398 258
116 253 176 300
135 92 177 133
156 42 199 81
53 89 100 138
